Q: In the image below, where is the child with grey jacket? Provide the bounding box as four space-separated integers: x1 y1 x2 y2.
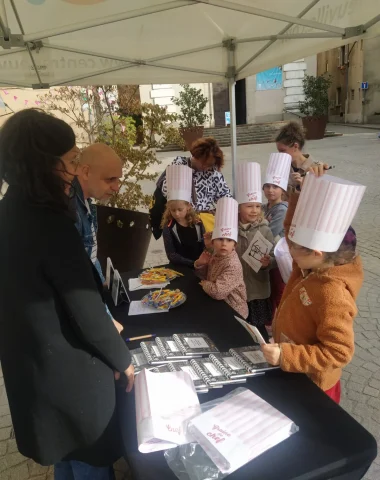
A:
235 201 275 343
263 181 288 318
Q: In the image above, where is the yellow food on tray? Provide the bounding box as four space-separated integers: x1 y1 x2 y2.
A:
139 267 184 285
141 289 187 310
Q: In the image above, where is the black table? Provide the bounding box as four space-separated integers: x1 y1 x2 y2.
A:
111 265 377 480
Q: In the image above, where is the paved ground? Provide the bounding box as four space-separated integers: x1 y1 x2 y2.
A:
0 128 379 479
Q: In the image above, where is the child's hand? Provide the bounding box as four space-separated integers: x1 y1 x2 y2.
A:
260 254 271 268
203 232 213 249
261 343 281 366
195 251 211 268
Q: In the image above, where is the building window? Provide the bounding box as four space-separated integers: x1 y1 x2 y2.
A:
326 61 329 72
336 87 342 106
338 45 348 66
351 89 355 100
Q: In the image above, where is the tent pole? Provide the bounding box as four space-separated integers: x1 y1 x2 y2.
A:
228 77 237 196
226 39 237 196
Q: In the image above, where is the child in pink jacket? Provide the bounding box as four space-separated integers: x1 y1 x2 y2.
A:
194 197 248 319
195 238 248 318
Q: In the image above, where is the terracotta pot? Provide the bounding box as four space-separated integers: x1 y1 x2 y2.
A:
180 126 204 151
97 205 151 274
301 116 328 140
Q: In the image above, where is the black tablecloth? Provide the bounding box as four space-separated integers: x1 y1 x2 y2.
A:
110 265 377 480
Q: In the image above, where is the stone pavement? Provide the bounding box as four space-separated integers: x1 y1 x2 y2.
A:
1 130 379 479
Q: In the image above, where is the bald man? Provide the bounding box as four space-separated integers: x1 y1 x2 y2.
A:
74 143 122 279
73 143 124 332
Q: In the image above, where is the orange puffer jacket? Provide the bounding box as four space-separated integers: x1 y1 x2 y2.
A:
273 193 364 391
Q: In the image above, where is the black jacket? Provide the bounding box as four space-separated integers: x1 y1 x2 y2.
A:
162 220 205 267
0 187 131 466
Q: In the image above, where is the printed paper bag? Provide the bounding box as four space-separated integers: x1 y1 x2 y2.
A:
135 368 201 453
189 389 297 474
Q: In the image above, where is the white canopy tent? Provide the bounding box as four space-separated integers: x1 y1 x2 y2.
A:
0 0 380 189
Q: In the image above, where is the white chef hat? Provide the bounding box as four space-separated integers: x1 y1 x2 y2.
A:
289 174 366 252
166 165 193 202
264 153 292 191
236 162 262 204
212 197 238 242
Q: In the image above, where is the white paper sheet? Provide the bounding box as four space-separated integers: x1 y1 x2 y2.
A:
242 350 266 364
223 356 243 370
204 362 222 377
128 301 168 316
242 230 273 273
234 316 267 345
135 369 201 453
128 278 170 291
106 257 114 290
185 337 209 349
167 340 180 352
189 389 297 474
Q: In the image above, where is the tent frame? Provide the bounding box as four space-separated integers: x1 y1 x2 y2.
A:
0 0 380 192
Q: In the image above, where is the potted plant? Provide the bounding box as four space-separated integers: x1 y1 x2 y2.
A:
172 84 209 150
39 85 181 273
299 73 332 140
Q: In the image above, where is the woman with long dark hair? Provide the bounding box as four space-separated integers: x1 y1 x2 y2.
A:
0 109 134 480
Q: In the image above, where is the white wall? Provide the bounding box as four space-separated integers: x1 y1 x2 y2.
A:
246 75 285 124
245 55 316 124
139 83 214 127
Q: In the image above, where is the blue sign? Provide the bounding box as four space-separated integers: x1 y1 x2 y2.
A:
225 111 231 126
256 67 283 91
361 82 368 90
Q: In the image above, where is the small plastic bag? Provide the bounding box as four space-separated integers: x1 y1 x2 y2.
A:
164 388 247 480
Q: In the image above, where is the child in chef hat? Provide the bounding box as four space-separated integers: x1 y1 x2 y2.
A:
263 152 292 320
195 197 248 319
161 165 205 267
235 162 275 343
262 164 365 403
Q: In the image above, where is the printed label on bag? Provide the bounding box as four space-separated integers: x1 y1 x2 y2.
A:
190 414 251 471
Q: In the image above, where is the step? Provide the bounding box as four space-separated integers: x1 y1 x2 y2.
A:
159 122 340 151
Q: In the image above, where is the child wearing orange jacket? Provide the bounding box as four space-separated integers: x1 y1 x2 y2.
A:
262 164 365 404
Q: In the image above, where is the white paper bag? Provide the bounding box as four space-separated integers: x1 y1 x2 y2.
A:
242 231 273 273
188 389 297 474
135 369 201 453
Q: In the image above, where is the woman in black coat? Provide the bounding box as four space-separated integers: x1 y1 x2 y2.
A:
0 110 134 480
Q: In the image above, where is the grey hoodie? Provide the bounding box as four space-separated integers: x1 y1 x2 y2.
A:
236 219 275 302
263 202 288 241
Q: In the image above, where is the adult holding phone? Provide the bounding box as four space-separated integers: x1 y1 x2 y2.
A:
0 109 133 480
275 121 315 191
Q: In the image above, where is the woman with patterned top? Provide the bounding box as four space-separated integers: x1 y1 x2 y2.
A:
161 137 231 231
